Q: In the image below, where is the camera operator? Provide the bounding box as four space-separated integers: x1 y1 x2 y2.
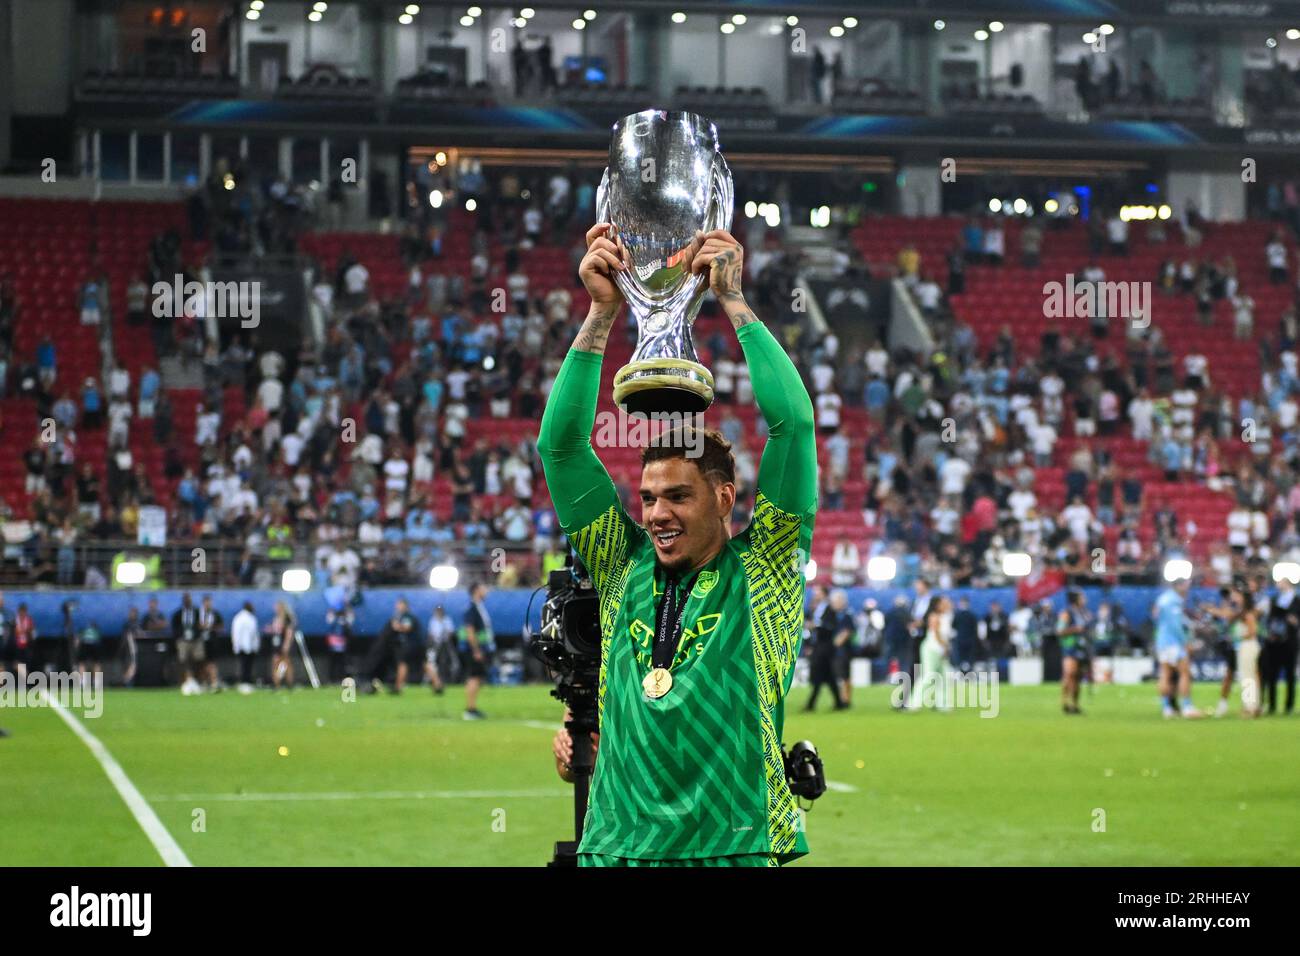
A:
552 708 600 784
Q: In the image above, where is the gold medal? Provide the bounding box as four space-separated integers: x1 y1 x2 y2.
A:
643 667 673 699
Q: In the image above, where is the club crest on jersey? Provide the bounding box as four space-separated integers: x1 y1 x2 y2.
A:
692 570 719 597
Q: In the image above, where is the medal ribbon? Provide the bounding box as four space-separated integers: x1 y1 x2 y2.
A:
652 570 699 670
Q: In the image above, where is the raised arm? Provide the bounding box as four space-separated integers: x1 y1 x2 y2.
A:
537 224 628 532
690 229 817 518
537 224 647 640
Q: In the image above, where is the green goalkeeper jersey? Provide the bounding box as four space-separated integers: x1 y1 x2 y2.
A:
538 320 818 863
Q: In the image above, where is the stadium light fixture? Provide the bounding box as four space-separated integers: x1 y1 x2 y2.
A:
786 15 799 26
1289 28 1300 40
1044 198 1059 213
1082 32 1097 44
250 0 263 8
428 189 443 208
720 22 735 34
245 8 260 19
974 28 989 41
459 14 473 25
583 9 596 19
467 5 481 15
1002 552 1032 577
398 12 413 24
115 560 147 586
573 18 585 29
804 558 818 581
1273 562 1300 584
810 205 830 228
404 3 418 14
308 10 322 22
988 197 1002 213
315 1 329 11
1100 23 1115 34
867 556 897 583
843 16 859 27
434 150 447 165
989 20 1004 32
1157 204 1172 220
732 13 747 24
465 198 477 211
521 7 535 17
829 25 845 37
1013 197 1028 214
671 11 686 23
744 200 757 217
1163 559 1193 583
933 19 945 30
430 565 460 590
282 569 312 593
764 205 780 227
1267 37 1278 48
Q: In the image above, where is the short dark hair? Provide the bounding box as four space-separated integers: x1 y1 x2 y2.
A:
640 426 735 487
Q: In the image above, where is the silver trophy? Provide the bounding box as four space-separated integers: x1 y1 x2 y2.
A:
597 110 734 415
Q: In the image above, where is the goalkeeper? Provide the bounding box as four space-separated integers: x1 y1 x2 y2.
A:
537 223 818 867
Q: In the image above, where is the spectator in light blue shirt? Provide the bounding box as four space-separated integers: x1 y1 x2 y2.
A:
405 507 434 541
441 312 463 344
878 449 898 486
962 220 984 259
459 330 483 366
358 490 380 520
139 367 160 406
962 365 987 396
1161 437 1183 479
718 413 744 448
865 378 890 415
53 393 78 429
429 522 455 556
36 337 56 372
82 379 102 417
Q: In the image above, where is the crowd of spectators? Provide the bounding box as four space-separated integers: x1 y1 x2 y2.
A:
824 208 1300 595
10 165 1300 605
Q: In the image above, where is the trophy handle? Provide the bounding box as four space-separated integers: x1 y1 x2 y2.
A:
710 153 735 234
595 167 611 226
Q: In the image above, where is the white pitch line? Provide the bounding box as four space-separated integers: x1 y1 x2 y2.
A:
42 691 192 867
825 780 859 793
148 788 572 803
517 720 562 731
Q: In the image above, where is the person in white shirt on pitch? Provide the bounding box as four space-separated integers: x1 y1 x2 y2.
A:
424 605 453 695
230 602 260 694
910 596 954 710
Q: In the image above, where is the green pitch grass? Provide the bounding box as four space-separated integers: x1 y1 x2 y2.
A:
2 683 1296 866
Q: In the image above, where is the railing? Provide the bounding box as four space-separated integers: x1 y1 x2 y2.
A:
0 537 553 589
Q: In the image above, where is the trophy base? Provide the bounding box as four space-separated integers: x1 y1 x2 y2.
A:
612 359 715 416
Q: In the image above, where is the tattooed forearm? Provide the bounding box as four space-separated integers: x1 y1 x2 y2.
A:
719 292 760 330
573 303 620 353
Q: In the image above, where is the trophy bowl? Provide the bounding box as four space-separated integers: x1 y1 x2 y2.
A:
597 110 734 416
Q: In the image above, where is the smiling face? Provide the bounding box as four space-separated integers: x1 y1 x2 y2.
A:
640 458 735 575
